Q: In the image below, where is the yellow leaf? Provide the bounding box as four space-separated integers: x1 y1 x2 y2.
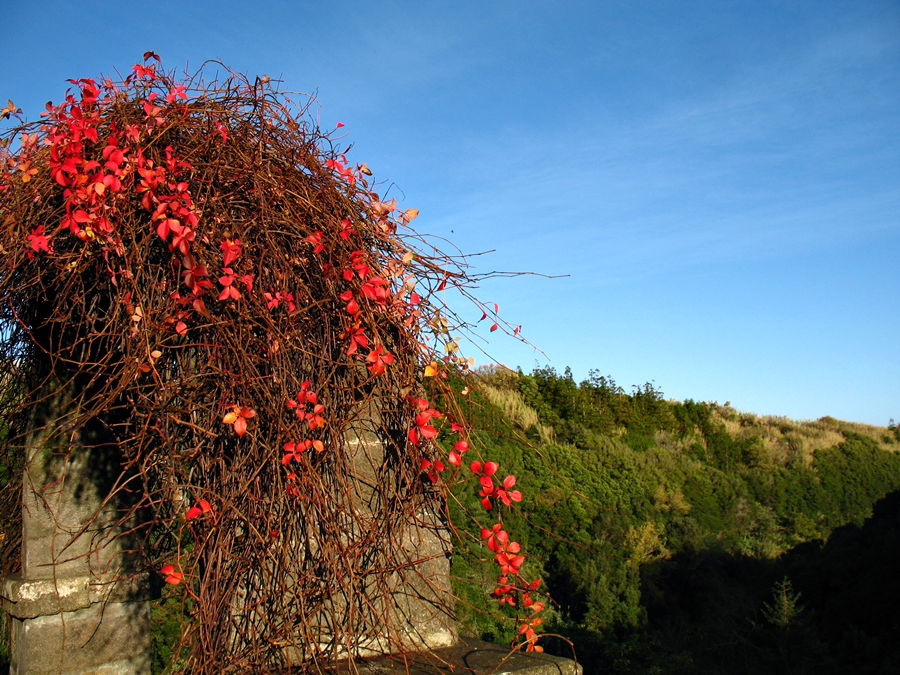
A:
402 251 414 265
222 411 239 425
424 363 438 377
401 208 419 225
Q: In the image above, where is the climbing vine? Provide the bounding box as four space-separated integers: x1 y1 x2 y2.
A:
0 55 546 669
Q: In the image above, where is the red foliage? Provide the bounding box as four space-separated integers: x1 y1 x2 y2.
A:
0 56 548 664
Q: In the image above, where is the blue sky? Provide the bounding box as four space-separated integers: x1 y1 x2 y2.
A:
3 1 898 425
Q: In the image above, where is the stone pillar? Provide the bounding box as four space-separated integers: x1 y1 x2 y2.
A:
1 413 151 674
267 397 457 665
339 398 457 656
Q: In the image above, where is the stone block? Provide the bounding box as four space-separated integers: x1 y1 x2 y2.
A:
8 600 150 674
22 447 123 580
2 572 152 620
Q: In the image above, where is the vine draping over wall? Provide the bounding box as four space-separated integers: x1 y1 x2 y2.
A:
0 55 547 669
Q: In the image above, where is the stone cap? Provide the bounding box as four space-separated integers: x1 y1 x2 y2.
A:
327 637 582 674
1 571 152 619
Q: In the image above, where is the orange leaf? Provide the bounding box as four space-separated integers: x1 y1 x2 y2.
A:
401 208 419 225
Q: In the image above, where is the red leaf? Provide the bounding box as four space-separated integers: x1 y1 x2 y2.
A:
160 564 182 585
26 226 52 253
220 238 242 267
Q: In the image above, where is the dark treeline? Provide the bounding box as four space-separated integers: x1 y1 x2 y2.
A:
446 366 900 674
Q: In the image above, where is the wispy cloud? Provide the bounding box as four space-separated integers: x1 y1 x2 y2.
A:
411 22 900 288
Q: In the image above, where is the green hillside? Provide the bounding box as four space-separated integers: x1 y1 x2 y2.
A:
444 365 900 674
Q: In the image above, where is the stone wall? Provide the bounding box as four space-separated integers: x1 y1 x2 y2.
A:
1 403 151 674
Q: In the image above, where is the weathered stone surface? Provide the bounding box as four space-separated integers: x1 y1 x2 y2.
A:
21 445 123 580
314 400 457 657
2 572 151 619
8 600 150 674
330 637 583 674
275 475 457 662
2 574 91 619
341 399 458 654
388 505 456 651
2 398 152 672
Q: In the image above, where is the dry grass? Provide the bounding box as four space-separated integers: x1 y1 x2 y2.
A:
711 405 899 467
477 382 554 442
